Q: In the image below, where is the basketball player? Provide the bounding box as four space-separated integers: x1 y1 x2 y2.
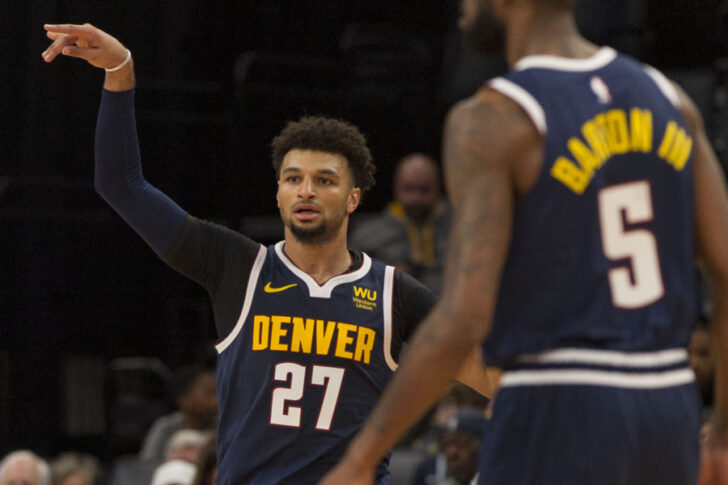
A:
321 0 728 484
41 23 495 485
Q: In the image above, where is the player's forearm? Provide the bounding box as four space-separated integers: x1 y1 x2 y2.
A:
343 307 480 468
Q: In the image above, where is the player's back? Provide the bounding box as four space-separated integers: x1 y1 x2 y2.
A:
484 47 696 368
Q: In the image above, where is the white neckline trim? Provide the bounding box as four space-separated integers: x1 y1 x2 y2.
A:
515 46 617 72
274 241 372 298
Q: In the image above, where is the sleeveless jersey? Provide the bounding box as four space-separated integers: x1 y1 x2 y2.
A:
483 47 696 368
214 241 398 485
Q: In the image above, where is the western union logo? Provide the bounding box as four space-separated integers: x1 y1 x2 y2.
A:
353 286 377 301
353 285 377 311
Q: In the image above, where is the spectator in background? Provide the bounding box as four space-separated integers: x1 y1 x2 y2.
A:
190 433 217 485
139 365 217 464
150 460 196 485
0 450 51 485
350 153 451 294
149 429 211 485
411 410 486 485
50 453 104 485
404 383 489 456
163 429 211 465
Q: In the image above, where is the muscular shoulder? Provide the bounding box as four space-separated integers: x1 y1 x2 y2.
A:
444 88 543 200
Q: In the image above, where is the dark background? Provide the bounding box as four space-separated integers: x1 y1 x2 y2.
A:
2 0 727 463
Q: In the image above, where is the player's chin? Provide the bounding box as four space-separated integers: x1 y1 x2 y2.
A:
288 220 328 243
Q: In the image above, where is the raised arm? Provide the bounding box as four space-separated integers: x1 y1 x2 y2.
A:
675 85 728 482
43 23 186 255
318 88 542 485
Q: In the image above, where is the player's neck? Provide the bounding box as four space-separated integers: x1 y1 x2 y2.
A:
283 229 353 285
507 9 597 68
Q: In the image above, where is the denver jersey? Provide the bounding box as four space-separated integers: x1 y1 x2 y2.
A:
483 47 696 372
214 242 398 485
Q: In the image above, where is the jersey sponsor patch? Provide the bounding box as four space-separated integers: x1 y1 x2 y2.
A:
352 285 378 311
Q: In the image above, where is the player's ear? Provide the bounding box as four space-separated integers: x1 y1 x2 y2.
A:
347 187 361 214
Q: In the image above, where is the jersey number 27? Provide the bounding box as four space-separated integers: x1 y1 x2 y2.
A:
270 363 344 431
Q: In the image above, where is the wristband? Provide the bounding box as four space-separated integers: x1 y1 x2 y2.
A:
105 49 131 73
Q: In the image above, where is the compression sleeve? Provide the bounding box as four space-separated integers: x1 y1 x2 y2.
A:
94 89 187 255
391 270 437 360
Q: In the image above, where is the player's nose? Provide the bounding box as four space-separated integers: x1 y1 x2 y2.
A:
298 177 316 198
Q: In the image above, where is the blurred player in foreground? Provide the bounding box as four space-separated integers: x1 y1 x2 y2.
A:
321 0 728 483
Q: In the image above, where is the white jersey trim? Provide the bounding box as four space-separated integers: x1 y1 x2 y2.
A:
383 266 398 371
516 347 688 367
216 245 268 354
643 65 681 107
274 241 373 298
489 77 547 135
500 367 695 389
514 46 617 72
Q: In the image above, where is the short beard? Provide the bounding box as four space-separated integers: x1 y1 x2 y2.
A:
462 6 506 56
288 222 328 244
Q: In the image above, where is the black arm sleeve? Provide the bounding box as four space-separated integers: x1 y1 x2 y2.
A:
162 216 261 339
94 89 187 255
390 270 437 361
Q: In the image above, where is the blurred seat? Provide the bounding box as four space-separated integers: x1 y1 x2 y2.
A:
389 447 427 485
106 357 171 459
338 22 440 194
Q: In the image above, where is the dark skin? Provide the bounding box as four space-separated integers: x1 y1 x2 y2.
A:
679 83 728 484
320 1 728 483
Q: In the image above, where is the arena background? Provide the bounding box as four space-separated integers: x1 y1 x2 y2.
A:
2 0 727 462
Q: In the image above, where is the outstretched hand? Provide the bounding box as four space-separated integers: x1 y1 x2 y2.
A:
42 23 127 70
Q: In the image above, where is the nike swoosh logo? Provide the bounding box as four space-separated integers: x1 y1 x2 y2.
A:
264 282 298 293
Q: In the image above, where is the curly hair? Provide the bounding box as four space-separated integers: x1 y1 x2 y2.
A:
271 116 376 193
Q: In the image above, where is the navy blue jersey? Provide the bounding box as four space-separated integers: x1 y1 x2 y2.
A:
483 47 695 368
214 242 398 485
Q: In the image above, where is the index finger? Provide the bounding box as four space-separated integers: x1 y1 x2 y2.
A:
44 23 93 35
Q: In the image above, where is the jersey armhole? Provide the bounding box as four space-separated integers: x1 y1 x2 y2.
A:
215 245 267 354
488 77 547 135
382 265 398 371
643 65 681 107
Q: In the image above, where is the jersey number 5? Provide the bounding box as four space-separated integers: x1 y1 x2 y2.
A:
598 181 665 309
270 363 345 431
